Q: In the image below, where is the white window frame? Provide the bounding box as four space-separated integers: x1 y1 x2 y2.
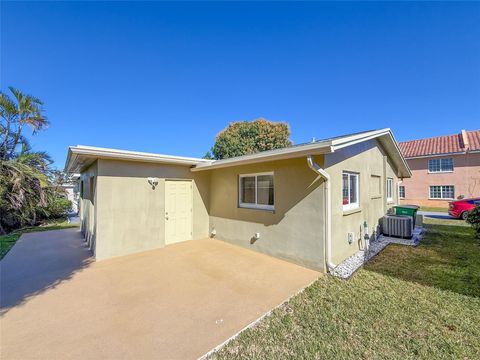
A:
342 172 360 211
238 172 275 210
429 185 455 200
399 185 405 199
428 158 454 173
386 177 393 202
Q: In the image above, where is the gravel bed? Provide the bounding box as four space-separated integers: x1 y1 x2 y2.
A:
330 227 424 280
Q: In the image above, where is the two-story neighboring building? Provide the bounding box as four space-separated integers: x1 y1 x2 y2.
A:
399 129 480 208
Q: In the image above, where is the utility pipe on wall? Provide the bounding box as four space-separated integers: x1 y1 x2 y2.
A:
307 156 336 272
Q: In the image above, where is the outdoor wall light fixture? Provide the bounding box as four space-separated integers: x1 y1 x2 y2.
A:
250 232 261 244
148 177 159 189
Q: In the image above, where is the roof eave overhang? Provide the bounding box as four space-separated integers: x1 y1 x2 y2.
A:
191 143 335 172
384 131 412 178
191 128 412 178
64 146 211 173
330 129 391 150
65 129 412 178
332 129 411 178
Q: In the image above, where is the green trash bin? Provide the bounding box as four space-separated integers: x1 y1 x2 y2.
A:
394 205 419 217
394 205 420 227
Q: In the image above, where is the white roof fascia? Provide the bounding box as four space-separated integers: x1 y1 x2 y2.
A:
65 128 412 178
330 128 411 178
65 145 211 172
385 129 412 178
190 141 335 172
330 128 391 150
190 128 411 175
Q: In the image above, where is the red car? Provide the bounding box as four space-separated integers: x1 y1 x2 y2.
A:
448 198 480 220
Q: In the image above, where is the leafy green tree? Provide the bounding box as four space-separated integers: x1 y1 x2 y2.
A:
0 150 49 231
206 118 292 160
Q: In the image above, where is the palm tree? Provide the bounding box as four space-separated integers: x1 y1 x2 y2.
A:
0 86 48 160
0 87 50 234
0 141 53 232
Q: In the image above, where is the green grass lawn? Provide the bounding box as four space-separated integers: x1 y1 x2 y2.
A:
210 217 480 359
419 206 449 213
0 221 78 260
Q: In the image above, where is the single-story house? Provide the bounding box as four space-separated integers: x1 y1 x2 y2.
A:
65 128 411 273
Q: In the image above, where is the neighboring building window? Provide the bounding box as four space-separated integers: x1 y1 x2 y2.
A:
387 178 393 202
239 172 274 210
399 185 405 199
429 185 455 199
342 172 359 210
428 158 453 173
79 180 84 198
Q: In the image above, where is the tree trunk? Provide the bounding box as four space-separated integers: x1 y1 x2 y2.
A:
1 116 13 160
11 126 22 158
30 211 37 227
0 221 6 235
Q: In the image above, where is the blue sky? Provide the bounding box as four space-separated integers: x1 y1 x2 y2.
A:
2 1 479 168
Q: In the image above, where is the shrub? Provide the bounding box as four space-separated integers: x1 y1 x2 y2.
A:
466 205 480 238
39 194 72 220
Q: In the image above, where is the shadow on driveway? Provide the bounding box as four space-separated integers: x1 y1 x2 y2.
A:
1 237 319 359
0 228 92 314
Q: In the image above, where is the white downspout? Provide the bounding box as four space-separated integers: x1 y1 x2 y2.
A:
307 156 336 272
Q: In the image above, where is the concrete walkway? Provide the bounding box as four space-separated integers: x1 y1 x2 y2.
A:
0 229 319 360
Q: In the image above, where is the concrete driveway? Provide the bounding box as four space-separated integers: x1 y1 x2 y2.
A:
0 229 319 359
417 210 454 219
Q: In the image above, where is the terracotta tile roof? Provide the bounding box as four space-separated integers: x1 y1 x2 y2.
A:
399 130 480 158
467 129 480 151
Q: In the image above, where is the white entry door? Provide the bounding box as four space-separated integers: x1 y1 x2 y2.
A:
165 180 193 245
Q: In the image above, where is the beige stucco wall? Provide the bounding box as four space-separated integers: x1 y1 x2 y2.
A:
79 161 98 255
77 139 401 270
325 139 399 265
401 153 480 207
208 156 326 271
90 159 210 260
